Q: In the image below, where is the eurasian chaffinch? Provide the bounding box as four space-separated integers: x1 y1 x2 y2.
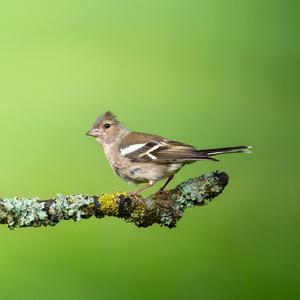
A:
87 111 251 194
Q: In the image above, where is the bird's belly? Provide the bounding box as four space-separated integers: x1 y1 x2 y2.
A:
115 163 183 184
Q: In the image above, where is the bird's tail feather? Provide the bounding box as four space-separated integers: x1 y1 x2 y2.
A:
198 145 252 159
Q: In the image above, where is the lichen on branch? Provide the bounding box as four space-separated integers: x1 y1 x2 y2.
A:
0 171 229 229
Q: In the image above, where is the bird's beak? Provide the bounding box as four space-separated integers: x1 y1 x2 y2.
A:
86 128 100 137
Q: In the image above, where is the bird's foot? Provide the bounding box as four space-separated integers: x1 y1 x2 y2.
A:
155 187 169 196
156 187 165 194
128 191 140 197
127 191 145 207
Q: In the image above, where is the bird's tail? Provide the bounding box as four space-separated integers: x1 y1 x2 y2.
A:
198 146 252 161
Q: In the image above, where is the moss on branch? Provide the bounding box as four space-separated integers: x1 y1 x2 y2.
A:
0 171 229 229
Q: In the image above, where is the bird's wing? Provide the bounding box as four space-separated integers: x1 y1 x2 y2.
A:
119 132 214 163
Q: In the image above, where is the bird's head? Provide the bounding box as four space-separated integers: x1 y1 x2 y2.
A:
86 111 128 144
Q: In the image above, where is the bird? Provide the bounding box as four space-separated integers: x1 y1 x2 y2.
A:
86 111 251 194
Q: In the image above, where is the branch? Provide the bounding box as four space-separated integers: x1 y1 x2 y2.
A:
0 171 229 230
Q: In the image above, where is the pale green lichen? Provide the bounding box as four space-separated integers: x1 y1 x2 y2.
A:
159 211 175 226
52 194 95 221
176 172 227 208
0 194 95 229
0 197 47 228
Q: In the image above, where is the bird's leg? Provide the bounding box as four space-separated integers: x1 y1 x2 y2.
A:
130 180 156 196
159 174 174 192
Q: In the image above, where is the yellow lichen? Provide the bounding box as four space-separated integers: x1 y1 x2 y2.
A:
131 201 145 220
115 192 127 198
99 193 120 215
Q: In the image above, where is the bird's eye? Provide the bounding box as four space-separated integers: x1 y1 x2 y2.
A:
104 123 111 129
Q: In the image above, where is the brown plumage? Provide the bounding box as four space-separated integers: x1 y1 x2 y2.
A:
119 132 221 163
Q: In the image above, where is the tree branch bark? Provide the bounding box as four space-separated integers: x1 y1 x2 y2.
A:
0 171 229 229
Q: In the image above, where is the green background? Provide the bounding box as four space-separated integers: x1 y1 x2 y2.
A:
0 1 299 299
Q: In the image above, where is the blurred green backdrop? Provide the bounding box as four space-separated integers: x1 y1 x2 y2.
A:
0 1 299 299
